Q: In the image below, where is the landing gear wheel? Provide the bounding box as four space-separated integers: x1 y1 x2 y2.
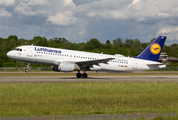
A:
76 73 82 78
25 69 29 73
25 63 30 73
82 73 88 78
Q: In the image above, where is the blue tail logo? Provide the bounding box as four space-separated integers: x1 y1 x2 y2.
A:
135 36 166 62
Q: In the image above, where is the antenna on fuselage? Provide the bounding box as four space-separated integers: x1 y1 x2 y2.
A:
31 44 33 46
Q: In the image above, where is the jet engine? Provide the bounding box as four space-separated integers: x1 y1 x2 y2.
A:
52 62 80 72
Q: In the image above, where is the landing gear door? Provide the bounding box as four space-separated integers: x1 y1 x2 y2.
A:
27 46 33 57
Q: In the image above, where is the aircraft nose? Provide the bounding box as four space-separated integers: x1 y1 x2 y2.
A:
7 51 12 58
7 52 10 57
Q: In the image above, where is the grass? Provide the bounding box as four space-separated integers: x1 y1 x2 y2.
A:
1 81 178 117
153 116 178 120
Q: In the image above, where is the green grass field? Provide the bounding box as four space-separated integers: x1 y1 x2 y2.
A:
1 81 178 117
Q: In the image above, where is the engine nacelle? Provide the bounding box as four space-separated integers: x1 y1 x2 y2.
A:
52 62 75 72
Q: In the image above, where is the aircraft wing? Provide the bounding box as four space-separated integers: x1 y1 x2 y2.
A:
75 57 115 68
53 57 116 70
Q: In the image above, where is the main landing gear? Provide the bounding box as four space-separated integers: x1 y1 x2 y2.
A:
25 63 30 73
76 70 88 78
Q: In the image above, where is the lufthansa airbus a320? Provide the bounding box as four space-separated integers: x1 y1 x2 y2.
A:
7 36 167 78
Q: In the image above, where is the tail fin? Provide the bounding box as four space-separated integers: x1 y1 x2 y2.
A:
135 36 166 62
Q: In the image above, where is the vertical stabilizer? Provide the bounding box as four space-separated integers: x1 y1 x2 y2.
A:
135 36 166 62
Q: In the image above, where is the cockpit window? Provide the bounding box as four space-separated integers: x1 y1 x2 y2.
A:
14 48 19 51
14 48 22 51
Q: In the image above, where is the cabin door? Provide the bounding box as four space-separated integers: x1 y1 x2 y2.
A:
133 60 138 69
27 46 33 57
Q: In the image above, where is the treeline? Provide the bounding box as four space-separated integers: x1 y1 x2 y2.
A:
0 35 178 67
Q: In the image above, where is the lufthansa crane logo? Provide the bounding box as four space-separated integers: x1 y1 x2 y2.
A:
150 43 161 55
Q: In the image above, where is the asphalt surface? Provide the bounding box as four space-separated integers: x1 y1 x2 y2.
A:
0 76 178 83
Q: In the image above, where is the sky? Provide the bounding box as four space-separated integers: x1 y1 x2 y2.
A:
0 0 178 45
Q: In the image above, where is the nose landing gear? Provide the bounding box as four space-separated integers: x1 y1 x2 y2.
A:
25 63 30 73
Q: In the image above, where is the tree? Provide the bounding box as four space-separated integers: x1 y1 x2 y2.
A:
8 35 18 41
142 43 149 49
132 39 144 54
169 43 178 57
33 36 48 46
82 38 101 51
113 38 123 47
89 39 101 48
125 39 133 48
105 40 111 44
149 38 156 44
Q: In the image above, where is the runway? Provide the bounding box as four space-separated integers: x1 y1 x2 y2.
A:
0 76 178 83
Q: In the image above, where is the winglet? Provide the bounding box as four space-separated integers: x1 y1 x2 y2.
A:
135 36 166 62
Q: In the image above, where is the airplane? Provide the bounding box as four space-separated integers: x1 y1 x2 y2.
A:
7 36 166 78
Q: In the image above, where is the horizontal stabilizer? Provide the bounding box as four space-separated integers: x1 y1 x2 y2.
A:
146 63 166 69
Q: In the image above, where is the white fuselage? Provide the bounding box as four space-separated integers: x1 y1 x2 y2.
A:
7 45 166 72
